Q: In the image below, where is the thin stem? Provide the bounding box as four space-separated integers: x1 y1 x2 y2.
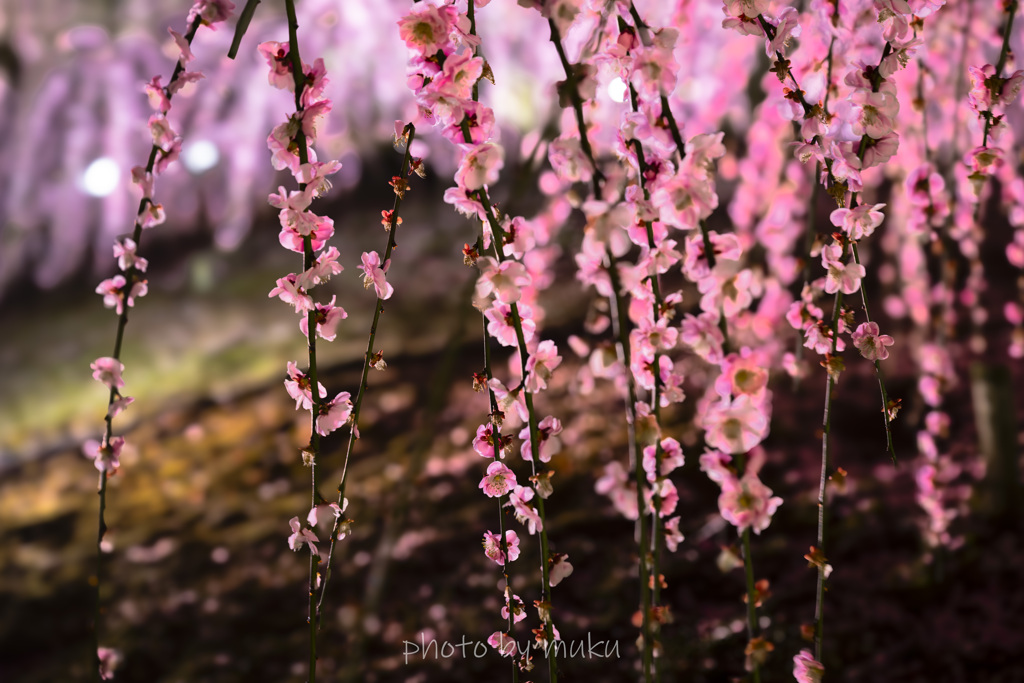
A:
850 243 897 463
742 528 761 683
318 124 419 611
90 13 204 681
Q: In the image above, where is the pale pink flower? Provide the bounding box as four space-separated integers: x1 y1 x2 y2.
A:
107 396 135 420
168 28 194 64
397 3 458 55
299 297 348 341
97 647 122 681
284 361 326 411
664 516 684 551
91 357 125 389
143 76 170 113
519 415 562 462
822 244 865 295
476 258 530 304
830 204 885 240
487 631 517 656
258 41 293 90
83 437 124 473
718 471 782 534
96 275 147 315
548 552 573 587
525 340 562 393
703 396 770 454
268 274 313 314
316 392 353 436
793 649 824 683
148 114 177 149
287 516 320 555
480 461 517 498
642 437 685 482
358 251 394 300
646 478 679 517
455 142 504 191
187 0 235 27
113 239 147 273
502 593 527 623
296 247 344 289
485 301 534 347
482 529 521 564
140 202 166 229
507 485 543 533
851 321 895 361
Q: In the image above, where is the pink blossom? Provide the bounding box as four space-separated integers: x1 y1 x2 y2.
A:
830 204 885 240
851 321 895 361
168 28 194 64
822 244 866 295
480 461 517 498
91 357 125 389
485 301 535 347
397 3 458 55
646 478 679 517
296 247 344 289
299 296 348 341
96 275 147 315
113 239 148 273
140 201 166 229
476 258 531 304
268 274 314 314
316 392 353 436
664 516 684 551
548 552 573 587
143 76 170 113
519 415 562 462
97 647 122 681
502 593 527 623
703 395 770 454
148 114 177 149
107 396 135 420
482 529 521 564
642 437 685 482
258 41 293 90
525 340 562 393
487 631 517 656
287 516 320 555
358 251 394 300
473 423 504 458
508 485 543 533
284 361 326 411
455 142 504 191
793 649 824 683
83 437 124 473
718 471 782 534
187 0 235 26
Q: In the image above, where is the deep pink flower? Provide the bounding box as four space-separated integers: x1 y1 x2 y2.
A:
480 461 517 498
482 529 521 564
851 321 895 361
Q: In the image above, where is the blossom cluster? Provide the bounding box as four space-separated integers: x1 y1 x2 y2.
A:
400 0 571 662
258 35 357 559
